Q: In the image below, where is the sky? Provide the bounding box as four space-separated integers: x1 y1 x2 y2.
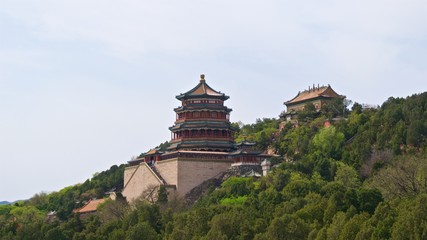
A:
0 0 426 201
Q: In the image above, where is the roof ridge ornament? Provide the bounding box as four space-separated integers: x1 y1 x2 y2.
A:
176 74 229 100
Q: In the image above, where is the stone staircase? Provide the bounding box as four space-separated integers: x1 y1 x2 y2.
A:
148 164 167 185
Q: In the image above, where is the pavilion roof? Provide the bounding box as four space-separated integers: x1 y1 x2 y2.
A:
176 75 229 100
73 199 106 214
144 148 163 156
127 157 144 165
285 85 345 105
230 149 262 155
241 169 262 177
235 140 257 147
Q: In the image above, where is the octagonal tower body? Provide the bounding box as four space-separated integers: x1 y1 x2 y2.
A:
168 74 235 152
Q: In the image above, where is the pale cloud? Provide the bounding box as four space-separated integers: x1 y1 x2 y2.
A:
0 49 48 70
0 1 308 58
0 0 426 200
2 1 426 55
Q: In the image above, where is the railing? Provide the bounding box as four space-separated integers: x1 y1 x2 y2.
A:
175 117 228 123
171 136 233 142
161 151 231 161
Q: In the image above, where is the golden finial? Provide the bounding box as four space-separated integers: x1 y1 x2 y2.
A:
200 74 205 82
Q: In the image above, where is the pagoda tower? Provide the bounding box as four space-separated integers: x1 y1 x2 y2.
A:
168 74 234 152
122 74 272 202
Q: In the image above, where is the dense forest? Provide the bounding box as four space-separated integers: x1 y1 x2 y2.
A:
1 92 426 240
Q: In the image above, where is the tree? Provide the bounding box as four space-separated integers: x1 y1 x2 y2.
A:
406 120 424 146
391 194 427 240
139 184 160 203
351 102 363 114
156 186 168 204
204 209 254 239
279 125 313 160
298 103 317 122
126 222 160 240
312 126 345 160
233 118 279 151
370 155 427 199
356 188 383 214
321 98 346 118
97 198 129 223
266 214 310 240
9 206 44 225
334 163 361 189
44 227 67 240
326 212 346 240
339 213 370 240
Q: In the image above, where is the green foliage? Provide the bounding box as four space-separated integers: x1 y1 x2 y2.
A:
298 103 318 122
1 92 427 239
265 214 310 240
156 141 171 151
234 118 279 151
9 205 44 224
126 222 160 240
156 186 168 204
312 126 345 160
278 125 314 160
369 155 427 199
221 177 252 196
219 196 247 206
204 208 255 240
334 162 360 188
321 98 347 119
341 92 427 168
391 194 427 240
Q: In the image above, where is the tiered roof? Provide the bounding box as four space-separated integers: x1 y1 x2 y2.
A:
169 121 232 131
168 140 234 151
176 74 229 100
231 140 261 156
174 105 232 113
169 75 234 152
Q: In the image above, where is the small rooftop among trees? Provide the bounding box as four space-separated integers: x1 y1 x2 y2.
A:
281 84 346 121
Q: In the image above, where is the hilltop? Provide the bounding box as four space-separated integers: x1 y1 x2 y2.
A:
0 92 426 240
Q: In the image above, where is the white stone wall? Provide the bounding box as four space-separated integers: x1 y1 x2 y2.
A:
176 159 232 195
123 165 138 187
156 160 178 185
122 164 162 203
123 157 233 202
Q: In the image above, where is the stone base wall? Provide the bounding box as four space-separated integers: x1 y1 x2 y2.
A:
124 165 138 187
176 158 232 195
122 164 162 203
156 160 178 186
123 155 233 202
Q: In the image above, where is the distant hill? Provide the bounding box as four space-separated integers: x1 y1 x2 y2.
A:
0 201 11 205
0 92 426 239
